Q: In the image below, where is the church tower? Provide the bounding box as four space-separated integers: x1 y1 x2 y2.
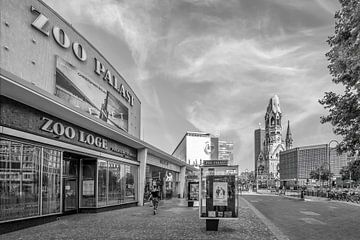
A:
264 95 285 178
285 120 293 150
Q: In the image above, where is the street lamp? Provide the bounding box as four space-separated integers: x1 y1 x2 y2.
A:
328 140 339 188
245 169 249 191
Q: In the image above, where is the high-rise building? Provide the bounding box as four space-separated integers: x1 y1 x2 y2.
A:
219 140 234 164
254 128 265 177
172 131 234 167
172 132 212 167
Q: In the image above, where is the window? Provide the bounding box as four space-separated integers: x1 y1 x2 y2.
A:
96 160 137 206
42 148 61 215
97 160 108 207
124 164 137 203
108 162 121 205
0 138 61 221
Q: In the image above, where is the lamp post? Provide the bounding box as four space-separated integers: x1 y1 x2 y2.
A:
328 140 339 188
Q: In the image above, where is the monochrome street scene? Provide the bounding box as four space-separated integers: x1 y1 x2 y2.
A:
1 0 360 239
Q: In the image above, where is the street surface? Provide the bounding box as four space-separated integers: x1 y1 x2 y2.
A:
2 198 276 240
242 194 360 240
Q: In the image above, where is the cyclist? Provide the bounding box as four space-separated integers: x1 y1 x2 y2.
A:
149 186 160 215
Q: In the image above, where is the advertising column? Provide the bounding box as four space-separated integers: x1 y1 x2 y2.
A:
199 160 238 231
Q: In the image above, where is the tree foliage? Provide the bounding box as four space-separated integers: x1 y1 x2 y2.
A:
309 165 333 181
320 0 360 156
340 159 360 181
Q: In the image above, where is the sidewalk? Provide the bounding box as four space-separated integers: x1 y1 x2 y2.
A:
2 198 277 240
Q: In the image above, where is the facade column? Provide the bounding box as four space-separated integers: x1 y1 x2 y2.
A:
178 166 186 198
138 148 148 206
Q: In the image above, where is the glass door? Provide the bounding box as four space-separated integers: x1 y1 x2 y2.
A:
64 178 78 212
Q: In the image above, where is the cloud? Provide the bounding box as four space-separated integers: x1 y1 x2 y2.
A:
43 0 341 172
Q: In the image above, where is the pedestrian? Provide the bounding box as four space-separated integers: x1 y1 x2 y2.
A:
149 186 160 215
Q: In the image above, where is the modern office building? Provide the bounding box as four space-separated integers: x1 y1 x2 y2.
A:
279 144 329 186
330 148 359 179
218 140 234 164
254 128 265 178
172 131 234 167
279 143 359 187
172 132 212 167
0 0 196 233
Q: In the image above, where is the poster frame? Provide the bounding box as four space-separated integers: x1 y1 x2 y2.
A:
199 164 239 220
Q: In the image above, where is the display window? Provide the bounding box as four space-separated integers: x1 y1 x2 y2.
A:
124 165 137 202
42 149 61 214
0 138 61 222
94 159 138 207
108 162 122 205
80 159 96 207
97 160 108 207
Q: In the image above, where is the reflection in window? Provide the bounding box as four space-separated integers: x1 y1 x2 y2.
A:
97 160 108 207
0 139 41 221
81 160 96 207
95 160 137 206
108 162 121 205
42 148 61 215
124 165 137 202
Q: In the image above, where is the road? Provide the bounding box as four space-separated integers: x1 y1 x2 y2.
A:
242 194 360 240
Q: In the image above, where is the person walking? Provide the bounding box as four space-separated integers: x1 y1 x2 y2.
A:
149 186 160 215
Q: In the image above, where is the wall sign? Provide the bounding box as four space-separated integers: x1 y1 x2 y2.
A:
30 6 134 107
40 117 108 150
0 97 137 161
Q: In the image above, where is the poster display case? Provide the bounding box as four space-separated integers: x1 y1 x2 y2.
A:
188 181 199 207
199 161 238 220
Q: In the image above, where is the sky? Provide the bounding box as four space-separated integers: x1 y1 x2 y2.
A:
43 0 342 172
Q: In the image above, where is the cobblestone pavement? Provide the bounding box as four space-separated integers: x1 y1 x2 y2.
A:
2 197 277 240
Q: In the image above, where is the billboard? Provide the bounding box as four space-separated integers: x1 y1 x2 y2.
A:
55 57 128 131
199 165 239 219
186 134 212 166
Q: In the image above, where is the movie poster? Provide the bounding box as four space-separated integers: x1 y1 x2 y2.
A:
213 182 228 206
55 57 129 131
189 182 199 201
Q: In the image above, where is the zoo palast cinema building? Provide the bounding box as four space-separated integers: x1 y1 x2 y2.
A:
0 0 196 233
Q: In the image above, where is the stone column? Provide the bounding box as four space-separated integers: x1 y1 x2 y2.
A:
138 148 148 206
178 165 186 198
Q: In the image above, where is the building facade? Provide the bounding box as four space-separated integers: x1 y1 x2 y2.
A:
279 144 359 187
254 128 265 179
264 95 285 178
172 132 212 167
172 131 234 167
218 140 234 164
0 0 196 233
279 144 329 186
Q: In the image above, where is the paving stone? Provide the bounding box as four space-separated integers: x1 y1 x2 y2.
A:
2 197 277 240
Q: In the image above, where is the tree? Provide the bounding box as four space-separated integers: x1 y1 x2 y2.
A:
319 0 360 156
309 165 333 183
340 159 360 182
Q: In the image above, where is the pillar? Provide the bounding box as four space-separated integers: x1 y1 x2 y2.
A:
138 148 148 206
178 165 186 198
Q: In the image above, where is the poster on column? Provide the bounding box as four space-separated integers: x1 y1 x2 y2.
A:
213 182 228 206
